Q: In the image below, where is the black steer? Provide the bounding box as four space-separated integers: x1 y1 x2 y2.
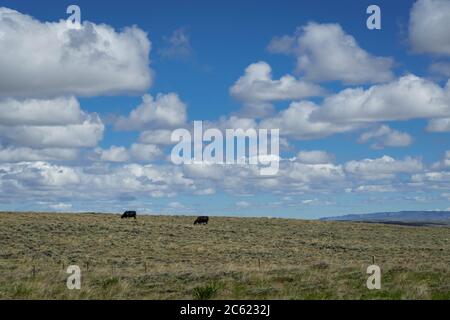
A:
121 211 137 219
194 216 209 225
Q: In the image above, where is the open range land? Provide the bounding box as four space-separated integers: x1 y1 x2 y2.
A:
0 212 449 299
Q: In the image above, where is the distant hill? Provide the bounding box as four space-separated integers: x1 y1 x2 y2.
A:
321 211 450 225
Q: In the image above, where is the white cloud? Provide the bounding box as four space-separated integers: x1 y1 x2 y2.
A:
0 96 102 162
230 61 324 116
427 118 450 132
129 143 163 161
194 188 215 195
0 97 104 148
49 203 72 211
0 161 80 187
260 75 450 140
159 27 193 59
139 129 174 145
358 125 413 149
431 151 450 169
0 96 83 126
0 161 196 203
94 143 163 162
267 35 296 54
409 0 450 55
236 201 250 208
168 201 185 209
214 116 258 131
0 146 78 162
412 171 450 183
345 156 423 180
115 93 187 130
353 184 396 193
315 75 450 123
183 163 225 180
268 22 394 84
0 115 103 148
429 61 450 77
0 153 441 210
0 7 152 97
260 101 359 139
286 161 345 184
301 199 332 205
95 146 130 162
296 150 334 164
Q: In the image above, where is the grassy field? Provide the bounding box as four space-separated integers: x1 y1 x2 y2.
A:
0 212 449 299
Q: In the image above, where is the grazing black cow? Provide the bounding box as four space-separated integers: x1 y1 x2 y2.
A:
121 211 137 219
194 216 209 225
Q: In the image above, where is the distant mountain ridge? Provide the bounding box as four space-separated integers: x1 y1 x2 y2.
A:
321 211 450 224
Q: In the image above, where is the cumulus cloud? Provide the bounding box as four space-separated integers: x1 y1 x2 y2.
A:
296 150 334 164
314 75 450 123
93 143 163 162
129 143 163 161
345 156 423 180
214 116 258 131
431 151 450 170
429 61 450 77
230 61 324 116
409 0 450 55
0 7 152 97
0 161 81 187
268 22 394 84
412 171 450 183
94 146 130 162
358 125 413 149
0 146 78 162
258 75 450 140
0 96 83 126
0 97 104 149
139 129 175 145
427 118 450 132
183 163 226 180
260 101 359 139
0 161 195 204
115 93 187 130
286 161 345 184
0 116 103 148
0 152 442 210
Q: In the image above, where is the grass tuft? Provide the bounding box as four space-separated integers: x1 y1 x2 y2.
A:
193 282 220 300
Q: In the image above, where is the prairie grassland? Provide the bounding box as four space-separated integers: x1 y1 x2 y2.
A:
0 212 449 299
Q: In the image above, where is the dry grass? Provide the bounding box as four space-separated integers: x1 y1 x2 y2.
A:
0 212 449 299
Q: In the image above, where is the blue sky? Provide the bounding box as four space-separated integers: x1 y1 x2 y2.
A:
0 0 449 218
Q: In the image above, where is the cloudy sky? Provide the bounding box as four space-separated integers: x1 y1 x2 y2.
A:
0 0 449 218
